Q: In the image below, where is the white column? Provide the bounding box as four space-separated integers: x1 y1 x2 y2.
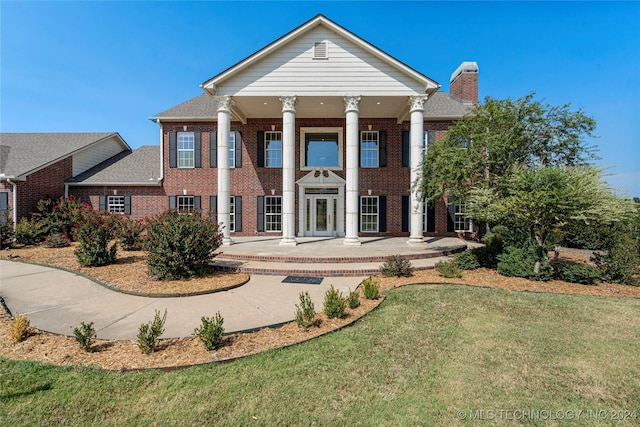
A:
343 95 361 246
408 95 428 244
279 96 298 246
216 96 233 246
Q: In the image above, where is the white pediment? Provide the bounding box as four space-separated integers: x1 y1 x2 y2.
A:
296 169 346 186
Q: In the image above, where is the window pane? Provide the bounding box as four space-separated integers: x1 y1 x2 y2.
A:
229 196 235 232
360 131 378 168
266 132 282 167
360 196 378 232
229 133 236 168
177 196 194 214
306 134 339 167
265 196 282 231
177 132 195 168
107 196 125 214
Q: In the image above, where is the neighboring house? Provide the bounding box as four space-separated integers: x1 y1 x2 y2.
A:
0 133 130 223
3 15 478 244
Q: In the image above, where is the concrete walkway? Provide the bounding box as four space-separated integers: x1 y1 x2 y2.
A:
0 260 364 340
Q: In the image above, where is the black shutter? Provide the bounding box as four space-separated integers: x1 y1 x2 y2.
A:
426 205 436 232
447 196 455 232
169 196 176 210
402 131 410 167
235 196 242 232
0 192 8 223
257 131 265 167
210 130 217 168
379 131 387 167
209 196 217 222
234 131 242 168
169 131 177 168
194 131 202 168
124 195 131 215
99 195 106 212
379 195 386 232
194 196 201 213
257 196 265 232
401 195 409 232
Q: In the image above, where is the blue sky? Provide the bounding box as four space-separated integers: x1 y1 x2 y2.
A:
2 1 639 196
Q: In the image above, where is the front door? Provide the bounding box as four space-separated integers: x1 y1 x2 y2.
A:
307 196 337 237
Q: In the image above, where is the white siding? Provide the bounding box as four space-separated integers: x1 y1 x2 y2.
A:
72 136 125 176
217 27 426 97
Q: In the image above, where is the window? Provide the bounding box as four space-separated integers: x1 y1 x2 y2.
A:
300 128 343 169
265 132 282 167
360 196 378 232
178 132 195 168
177 196 195 214
265 196 282 231
229 132 236 168
107 196 125 214
360 131 379 168
423 130 435 153
453 202 473 232
229 196 235 232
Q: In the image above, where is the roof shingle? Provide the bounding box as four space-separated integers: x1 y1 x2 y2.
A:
66 146 161 185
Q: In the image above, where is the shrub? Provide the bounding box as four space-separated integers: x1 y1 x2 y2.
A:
454 251 480 270
146 211 223 280
436 260 463 278
43 232 70 248
74 213 117 267
553 262 600 286
323 285 346 319
13 218 46 246
294 291 316 331
116 217 146 251
194 312 225 350
497 245 552 281
0 211 14 249
137 309 167 354
471 230 504 269
34 196 90 240
11 313 34 343
347 289 360 309
593 233 639 286
73 321 96 352
380 254 414 277
361 277 380 300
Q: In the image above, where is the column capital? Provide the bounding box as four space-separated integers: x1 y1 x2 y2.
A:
279 95 298 113
214 95 234 113
343 95 361 113
408 95 428 112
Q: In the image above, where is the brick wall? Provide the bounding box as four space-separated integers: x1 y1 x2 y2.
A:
69 186 167 220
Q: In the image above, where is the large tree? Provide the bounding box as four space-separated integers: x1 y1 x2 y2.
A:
419 93 598 204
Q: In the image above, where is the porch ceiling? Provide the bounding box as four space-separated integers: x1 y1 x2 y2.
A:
232 95 410 121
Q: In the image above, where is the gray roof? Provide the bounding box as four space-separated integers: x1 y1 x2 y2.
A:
423 92 473 119
152 94 216 120
0 132 124 178
66 146 161 185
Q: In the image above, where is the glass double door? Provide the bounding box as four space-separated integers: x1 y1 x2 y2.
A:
306 196 338 237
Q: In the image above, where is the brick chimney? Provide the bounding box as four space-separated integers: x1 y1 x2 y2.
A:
450 61 478 104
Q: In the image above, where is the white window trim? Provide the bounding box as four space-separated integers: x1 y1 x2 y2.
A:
360 196 379 233
360 131 379 168
177 132 195 169
229 132 236 169
177 196 195 214
299 127 343 171
454 202 473 232
229 196 236 232
265 196 282 232
265 131 283 168
107 195 125 214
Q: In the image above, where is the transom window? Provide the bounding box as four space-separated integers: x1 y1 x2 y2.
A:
265 132 282 167
360 131 379 168
265 196 282 231
177 196 195 214
107 196 125 214
178 132 195 168
360 196 378 232
229 196 235 232
454 202 473 232
229 132 236 168
300 128 343 170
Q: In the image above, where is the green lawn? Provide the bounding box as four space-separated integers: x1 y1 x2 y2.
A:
1 285 639 426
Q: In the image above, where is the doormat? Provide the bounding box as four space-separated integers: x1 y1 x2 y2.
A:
282 276 323 285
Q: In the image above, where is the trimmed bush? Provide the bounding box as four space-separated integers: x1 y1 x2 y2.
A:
145 210 222 280
323 285 346 319
294 291 317 331
454 251 480 270
13 218 46 246
11 313 34 343
194 312 225 350
43 232 70 248
436 260 462 278
116 217 146 251
137 309 167 354
347 289 360 309
0 211 14 249
553 262 600 286
497 245 552 281
593 233 639 286
362 277 380 300
73 321 96 352
74 213 117 267
380 254 414 277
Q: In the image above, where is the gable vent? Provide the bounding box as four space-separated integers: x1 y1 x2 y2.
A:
313 41 328 59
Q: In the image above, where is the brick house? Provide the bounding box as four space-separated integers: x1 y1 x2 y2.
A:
4 15 478 245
